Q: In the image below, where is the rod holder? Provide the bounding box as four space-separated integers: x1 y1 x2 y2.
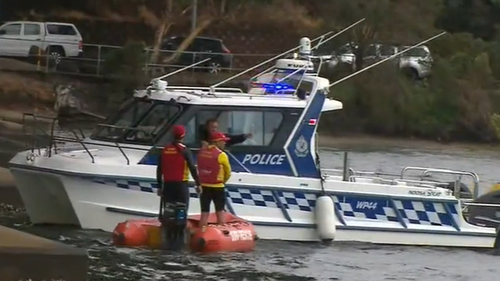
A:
342 152 350 182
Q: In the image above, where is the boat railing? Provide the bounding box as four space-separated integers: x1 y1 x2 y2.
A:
22 114 152 165
166 86 243 93
180 89 305 100
401 166 480 199
321 160 475 199
322 168 355 180
22 112 60 156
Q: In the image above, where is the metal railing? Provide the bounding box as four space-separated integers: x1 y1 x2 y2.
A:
401 166 480 199
21 113 152 166
320 152 480 201
0 37 277 78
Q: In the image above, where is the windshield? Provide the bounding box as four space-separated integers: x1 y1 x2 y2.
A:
91 98 181 144
402 47 429 58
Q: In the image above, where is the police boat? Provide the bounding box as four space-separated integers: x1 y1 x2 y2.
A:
8 21 500 248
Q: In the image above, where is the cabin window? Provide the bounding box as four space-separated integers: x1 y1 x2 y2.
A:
91 99 180 143
92 99 153 140
124 103 180 142
182 108 283 147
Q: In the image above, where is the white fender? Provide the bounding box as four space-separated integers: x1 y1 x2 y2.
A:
315 195 336 242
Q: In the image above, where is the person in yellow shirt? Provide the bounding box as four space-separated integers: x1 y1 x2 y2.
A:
197 131 232 229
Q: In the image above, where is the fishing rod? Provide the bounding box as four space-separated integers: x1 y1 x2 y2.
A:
210 18 366 90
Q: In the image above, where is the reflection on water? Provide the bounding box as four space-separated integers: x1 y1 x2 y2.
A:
2 137 500 280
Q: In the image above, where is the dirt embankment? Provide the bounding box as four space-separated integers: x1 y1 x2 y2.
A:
0 168 13 187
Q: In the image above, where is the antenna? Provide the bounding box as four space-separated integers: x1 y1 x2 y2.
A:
328 31 446 88
153 58 211 81
210 18 366 89
249 18 366 82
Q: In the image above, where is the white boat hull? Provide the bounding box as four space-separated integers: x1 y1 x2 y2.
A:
9 150 498 248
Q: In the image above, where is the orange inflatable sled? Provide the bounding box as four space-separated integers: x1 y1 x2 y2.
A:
112 212 257 253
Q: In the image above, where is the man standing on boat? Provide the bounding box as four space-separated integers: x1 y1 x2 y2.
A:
156 125 200 250
197 131 232 230
199 118 252 147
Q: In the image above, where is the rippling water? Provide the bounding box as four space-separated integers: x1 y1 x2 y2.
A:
2 139 500 280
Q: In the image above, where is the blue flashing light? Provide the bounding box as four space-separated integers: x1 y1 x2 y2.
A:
260 83 294 94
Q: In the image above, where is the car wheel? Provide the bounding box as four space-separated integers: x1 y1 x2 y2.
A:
208 62 222 74
47 47 64 68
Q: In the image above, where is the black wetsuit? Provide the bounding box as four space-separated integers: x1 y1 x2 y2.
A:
156 141 200 250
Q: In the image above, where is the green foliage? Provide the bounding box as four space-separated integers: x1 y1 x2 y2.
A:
101 41 147 103
329 31 500 142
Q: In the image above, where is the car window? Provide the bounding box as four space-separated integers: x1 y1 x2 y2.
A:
379 45 395 56
46 24 77 35
402 47 429 58
162 37 183 50
364 45 378 57
186 38 203 51
24 24 40 35
205 39 222 51
0 24 21 35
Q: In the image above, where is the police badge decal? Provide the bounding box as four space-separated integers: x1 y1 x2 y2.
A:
294 135 309 157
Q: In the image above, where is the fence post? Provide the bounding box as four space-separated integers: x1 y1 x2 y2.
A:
45 44 49 73
36 44 42 72
97 45 101 76
144 48 149 76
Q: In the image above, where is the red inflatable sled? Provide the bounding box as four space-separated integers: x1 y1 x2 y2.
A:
112 212 257 253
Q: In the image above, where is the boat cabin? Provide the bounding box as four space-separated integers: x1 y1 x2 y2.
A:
89 62 342 177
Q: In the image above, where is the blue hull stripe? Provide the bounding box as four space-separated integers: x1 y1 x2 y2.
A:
334 201 347 226
272 190 292 222
389 198 408 228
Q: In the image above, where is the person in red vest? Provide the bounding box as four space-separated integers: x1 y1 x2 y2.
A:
197 131 232 230
156 125 200 249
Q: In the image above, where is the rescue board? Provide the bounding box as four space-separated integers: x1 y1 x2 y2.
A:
112 212 257 253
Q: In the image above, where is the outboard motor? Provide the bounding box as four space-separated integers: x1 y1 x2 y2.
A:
467 189 500 228
160 202 187 250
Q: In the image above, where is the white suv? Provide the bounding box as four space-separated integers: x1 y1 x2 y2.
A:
0 21 83 65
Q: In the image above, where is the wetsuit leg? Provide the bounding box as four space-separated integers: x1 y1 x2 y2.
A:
161 182 185 250
212 188 226 212
199 186 213 213
171 182 189 250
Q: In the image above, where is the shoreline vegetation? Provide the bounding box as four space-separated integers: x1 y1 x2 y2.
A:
3 1 500 143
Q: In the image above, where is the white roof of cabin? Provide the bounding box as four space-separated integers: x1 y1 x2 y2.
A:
136 90 342 111
135 77 343 111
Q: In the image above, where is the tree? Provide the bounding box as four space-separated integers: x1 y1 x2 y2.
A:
137 0 192 64
159 0 247 65
436 0 500 40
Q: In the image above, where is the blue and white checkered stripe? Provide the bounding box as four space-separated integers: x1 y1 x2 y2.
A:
91 178 158 193
227 188 277 208
90 177 459 227
393 200 457 226
277 191 317 211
